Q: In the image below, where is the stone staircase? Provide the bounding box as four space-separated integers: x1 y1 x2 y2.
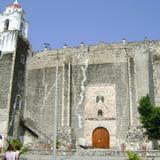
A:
21 117 53 144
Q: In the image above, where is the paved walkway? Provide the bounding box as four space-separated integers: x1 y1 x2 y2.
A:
21 154 128 160
20 154 160 160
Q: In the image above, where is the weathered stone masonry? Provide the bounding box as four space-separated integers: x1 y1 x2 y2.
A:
1 1 160 152
22 41 160 149
0 33 30 138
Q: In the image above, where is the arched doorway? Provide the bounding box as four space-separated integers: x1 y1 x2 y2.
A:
92 127 110 148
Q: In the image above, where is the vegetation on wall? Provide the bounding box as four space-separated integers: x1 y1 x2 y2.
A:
138 95 160 140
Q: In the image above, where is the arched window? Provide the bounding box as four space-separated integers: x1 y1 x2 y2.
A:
96 96 100 103
101 96 104 103
4 19 9 31
98 110 103 117
96 95 104 103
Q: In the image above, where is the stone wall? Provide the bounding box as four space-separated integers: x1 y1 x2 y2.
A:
152 45 160 106
9 35 30 137
0 53 14 135
24 42 129 147
23 41 160 149
0 32 30 140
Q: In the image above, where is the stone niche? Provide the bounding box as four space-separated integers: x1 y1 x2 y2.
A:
83 84 117 148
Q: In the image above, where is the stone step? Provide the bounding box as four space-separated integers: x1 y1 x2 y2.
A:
20 149 160 160
20 154 160 160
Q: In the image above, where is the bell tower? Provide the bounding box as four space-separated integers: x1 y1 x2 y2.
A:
0 0 28 53
0 0 28 37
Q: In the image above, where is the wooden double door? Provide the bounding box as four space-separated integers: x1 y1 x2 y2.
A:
92 127 110 149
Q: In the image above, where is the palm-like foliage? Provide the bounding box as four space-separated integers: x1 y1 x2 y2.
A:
12 139 30 156
5 139 30 156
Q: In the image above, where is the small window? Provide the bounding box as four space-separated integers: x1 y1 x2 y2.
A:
98 110 103 117
101 96 104 103
20 22 23 33
4 19 9 31
15 95 21 110
18 71 23 81
96 96 100 103
20 55 25 64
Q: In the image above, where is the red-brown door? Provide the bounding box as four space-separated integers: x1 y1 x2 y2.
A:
92 127 110 148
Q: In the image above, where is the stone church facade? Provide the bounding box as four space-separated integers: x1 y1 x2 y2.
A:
0 1 160 151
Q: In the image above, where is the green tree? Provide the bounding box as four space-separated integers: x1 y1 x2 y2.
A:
138 95 160 140
138 95 152 117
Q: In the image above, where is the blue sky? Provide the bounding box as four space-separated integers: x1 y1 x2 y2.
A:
0 0 160 51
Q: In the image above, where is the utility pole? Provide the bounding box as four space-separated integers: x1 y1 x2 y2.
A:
53 52 59 160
